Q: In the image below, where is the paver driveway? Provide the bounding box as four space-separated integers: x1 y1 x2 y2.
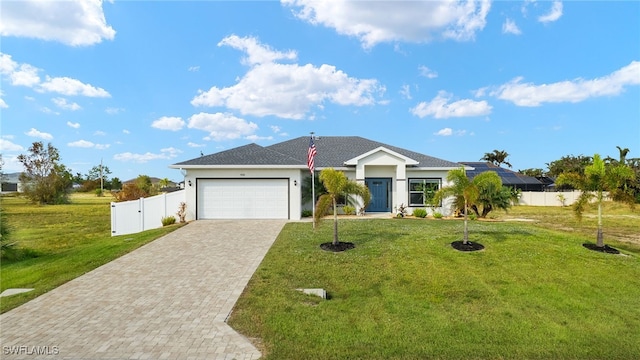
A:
0 220 287 360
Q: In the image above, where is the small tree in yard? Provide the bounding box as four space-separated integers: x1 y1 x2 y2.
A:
433 167 507 250
18 142 73 205
433 167 478 246
556 153 635 251
314 168 371 250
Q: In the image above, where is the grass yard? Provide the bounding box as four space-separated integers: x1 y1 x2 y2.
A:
0 193 183 313
228 205 640 359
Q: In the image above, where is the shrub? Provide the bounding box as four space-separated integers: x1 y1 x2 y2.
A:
468 212 477 221
161 216 176 226
433 212 443 219
412 208 427 218
301 210 313 217
343 205 356 215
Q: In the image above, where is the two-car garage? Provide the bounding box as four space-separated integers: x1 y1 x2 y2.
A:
196 178 290 219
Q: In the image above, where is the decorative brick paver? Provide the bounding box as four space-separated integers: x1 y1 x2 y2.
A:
0 220 286 360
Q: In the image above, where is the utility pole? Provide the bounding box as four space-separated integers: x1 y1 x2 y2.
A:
100 158 104 196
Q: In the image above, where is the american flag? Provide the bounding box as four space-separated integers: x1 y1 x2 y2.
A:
307 136 317 174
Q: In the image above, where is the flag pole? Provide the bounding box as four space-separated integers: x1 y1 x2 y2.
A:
310 132 316 229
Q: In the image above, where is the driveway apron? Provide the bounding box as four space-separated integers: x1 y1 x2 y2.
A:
0 220 286 360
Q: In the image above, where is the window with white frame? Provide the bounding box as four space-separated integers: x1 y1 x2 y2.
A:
408 178 441 206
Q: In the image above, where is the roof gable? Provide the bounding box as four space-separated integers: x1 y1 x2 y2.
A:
344 146 419 166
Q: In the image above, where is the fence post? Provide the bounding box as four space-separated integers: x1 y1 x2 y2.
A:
139 197 144 232
111 202 117 236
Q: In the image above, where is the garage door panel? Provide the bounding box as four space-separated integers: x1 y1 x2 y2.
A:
197 179 289 219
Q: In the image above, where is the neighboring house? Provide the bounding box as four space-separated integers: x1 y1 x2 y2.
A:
1 172 22 193
460 162 547 192
170 136 465 221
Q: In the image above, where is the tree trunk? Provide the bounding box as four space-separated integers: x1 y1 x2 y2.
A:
596 201 604 247
332 198 339 245
463 199 469 244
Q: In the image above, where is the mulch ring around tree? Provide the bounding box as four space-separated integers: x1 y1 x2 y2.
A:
582 243 620 254
451 240 485 252
320 242 355 252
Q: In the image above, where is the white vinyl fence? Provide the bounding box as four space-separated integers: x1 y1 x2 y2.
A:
111 190 185 236
518 191 584 206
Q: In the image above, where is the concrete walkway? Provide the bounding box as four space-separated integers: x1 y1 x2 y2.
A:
0 220 287 360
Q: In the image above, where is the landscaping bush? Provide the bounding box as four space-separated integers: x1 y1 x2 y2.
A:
301 210 313 217
412 208 427 218
161 216 176 226
342 205 356 215
433 212 443 219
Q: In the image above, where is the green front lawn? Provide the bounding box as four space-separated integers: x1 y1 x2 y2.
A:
228 214 640 359
1 193 183 313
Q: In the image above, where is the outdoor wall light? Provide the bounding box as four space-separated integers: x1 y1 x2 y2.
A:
188 180 192 187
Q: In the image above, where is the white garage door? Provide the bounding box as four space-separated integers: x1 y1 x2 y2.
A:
197 178 289 219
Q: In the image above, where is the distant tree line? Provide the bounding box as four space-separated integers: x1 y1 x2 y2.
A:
10 142 175 205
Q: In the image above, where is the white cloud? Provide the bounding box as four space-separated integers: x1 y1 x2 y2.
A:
94 130 107 136
0 53 41 87
188 66 200 72
411 91 492 119
25 128 53 140
538 1 563 23
245 135 274 141
187 142 205 148
0 0 116 46
434 128 468 136
122 129 130 134
218 35 297 65
0 139 24 152
187 112 258 141
52 97 81 111
0 98 7 109
40 106 59 115
282 0 491 48
67 121 81 128
2 53 109 98
105 107 124 115
492 61 640 106
192 35 383 119
114 147 182 163
192 61 383 119
419 65 438 79
400 84 412 100
68 139 110 149
68 140 95 148
502 18 522 35
151 116 185 131
39 76 110 97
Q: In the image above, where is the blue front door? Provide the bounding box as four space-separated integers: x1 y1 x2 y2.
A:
365 178 391 212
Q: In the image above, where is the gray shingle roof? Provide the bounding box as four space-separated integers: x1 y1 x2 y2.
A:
172 143 304 166
172 136 461 168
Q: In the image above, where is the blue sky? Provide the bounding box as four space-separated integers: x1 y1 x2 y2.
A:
1 0 639 182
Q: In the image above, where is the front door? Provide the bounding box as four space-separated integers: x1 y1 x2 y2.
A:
365 178 391 212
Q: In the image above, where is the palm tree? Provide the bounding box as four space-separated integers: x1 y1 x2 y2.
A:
433 167 478 245
159 177 171 189
481 150 512 168
314 168 371 246
617 146 630 163
556 154 636 248
433 167 505 246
